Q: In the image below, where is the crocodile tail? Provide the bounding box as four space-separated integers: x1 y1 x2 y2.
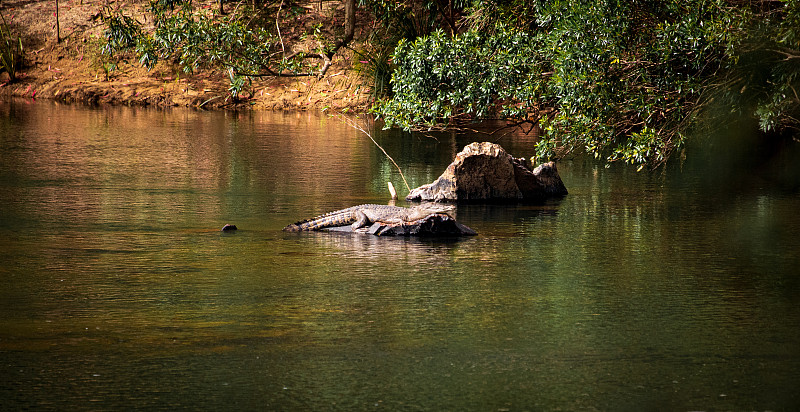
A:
283 222 304 231
283 206 367 231
283 215 347 231
287 220 320 231
283 211 333 231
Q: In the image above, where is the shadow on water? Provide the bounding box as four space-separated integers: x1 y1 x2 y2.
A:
680 108 800 195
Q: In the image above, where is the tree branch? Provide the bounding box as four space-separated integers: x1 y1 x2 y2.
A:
317 0 355 77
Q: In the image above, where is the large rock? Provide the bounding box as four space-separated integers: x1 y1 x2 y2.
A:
406 142 568 202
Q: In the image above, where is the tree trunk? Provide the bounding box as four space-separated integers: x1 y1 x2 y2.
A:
318 0 355 76
55 0 61 43
342 0 355 46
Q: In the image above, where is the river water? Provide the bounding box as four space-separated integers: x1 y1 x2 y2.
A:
1 100 799 410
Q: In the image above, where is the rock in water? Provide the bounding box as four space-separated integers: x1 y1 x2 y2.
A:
366 213 477 237
406 142 568 202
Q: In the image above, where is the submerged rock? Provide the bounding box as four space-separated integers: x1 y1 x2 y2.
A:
406 142 568 202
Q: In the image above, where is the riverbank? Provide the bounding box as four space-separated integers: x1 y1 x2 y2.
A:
1 0 373 111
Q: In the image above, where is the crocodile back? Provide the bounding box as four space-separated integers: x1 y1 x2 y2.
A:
283 204 410 231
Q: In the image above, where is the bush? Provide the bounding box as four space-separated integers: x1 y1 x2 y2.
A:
372 27 542 128
712 1 800 135
102 3 281 76
373 0 754 168
100 1 325 97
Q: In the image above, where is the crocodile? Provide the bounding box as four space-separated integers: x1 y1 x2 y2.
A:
283 204 454 232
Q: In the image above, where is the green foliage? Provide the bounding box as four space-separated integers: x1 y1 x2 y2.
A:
353 44 394 97
713 1 800 134
356 0 470 98
101 1 321 97
227 69 250 99
460 0 548 32
103 4 277 74
101 12 142 65
372 27 542 128
0 13 24 81
362 0 469 38
95 0 799 167
373 0 774 168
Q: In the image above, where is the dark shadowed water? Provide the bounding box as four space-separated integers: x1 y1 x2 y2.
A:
1 100 799 411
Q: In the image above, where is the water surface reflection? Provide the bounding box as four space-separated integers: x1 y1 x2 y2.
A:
1 100 799 410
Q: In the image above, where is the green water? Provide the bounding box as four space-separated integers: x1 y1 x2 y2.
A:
1 100 799 410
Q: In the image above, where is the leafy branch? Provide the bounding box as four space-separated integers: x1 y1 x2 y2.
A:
101 0 358 96
373 0 755 168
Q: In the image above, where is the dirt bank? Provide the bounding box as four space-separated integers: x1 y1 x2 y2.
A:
0 0 373 111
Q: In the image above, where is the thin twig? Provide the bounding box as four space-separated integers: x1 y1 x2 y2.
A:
276 0 285 56
198 95 220 107
340 115 411 192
